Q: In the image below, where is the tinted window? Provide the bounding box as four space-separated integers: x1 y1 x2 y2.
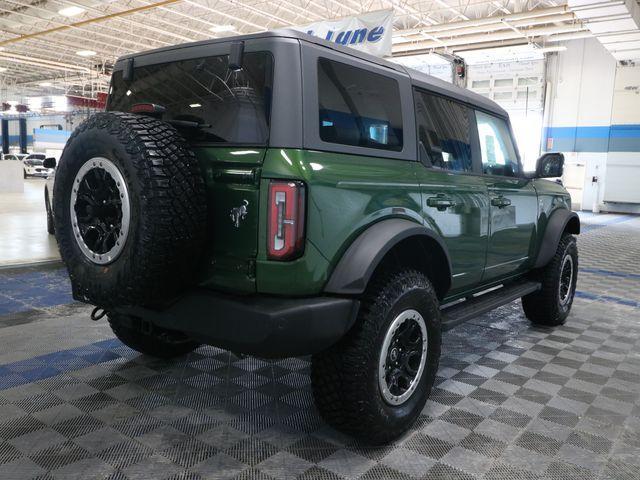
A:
414 90 473 172
318 58 402 151
475 111 520 177
109 52 273 145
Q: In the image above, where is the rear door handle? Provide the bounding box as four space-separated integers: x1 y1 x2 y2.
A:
427 195 456 211
491 196 512 208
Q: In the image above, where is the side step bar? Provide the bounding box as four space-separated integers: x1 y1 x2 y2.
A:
441 281 541 332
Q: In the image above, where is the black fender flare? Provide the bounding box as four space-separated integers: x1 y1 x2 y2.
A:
534 209 580 268
324 218 452 296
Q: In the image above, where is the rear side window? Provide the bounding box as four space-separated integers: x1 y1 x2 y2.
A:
475 111 520 177
414 90 473 172
108 52 273 145
318 58 402 151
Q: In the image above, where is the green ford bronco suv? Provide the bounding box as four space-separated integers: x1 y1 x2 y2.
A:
52 30 579 444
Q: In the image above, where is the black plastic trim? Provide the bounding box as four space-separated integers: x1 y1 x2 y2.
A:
324 218 452 295
534 209 580 268
442 280 540 331
116 290 359 358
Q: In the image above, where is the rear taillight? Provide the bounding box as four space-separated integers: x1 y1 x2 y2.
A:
267 180 306 260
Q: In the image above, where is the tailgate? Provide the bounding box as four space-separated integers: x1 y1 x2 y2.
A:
194 147 265 293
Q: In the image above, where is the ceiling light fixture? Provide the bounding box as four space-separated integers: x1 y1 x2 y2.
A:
189 103 202 108
210 25 235 33
76 50 96 57
39 82 53 87
0 67 6 72
58 6 85 17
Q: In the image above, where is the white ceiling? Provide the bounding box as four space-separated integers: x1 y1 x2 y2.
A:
0 0 601 99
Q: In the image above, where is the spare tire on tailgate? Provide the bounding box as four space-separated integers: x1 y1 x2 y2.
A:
53 112 207 307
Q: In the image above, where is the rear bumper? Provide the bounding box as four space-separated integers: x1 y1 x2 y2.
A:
115 288 359 358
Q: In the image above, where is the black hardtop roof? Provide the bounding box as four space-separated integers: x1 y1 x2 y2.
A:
115 29 507 118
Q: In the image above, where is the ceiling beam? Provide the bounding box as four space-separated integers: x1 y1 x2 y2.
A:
0 0 183 48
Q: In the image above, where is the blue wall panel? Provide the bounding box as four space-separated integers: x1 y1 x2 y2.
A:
543 124 640 153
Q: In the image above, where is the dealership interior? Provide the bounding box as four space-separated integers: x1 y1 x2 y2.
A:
0 0 639 479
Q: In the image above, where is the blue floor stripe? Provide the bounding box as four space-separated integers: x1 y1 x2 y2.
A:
0 267 73 315
581 214 637 233
0 338 124 391
575 290 640 308
580 267 640 281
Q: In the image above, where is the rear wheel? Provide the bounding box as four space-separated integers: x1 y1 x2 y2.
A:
108 314 198 359
522 233 578 326
311 269 441 444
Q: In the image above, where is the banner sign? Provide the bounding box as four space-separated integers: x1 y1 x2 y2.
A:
294 10 394 57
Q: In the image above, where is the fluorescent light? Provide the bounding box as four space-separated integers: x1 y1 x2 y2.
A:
189 103 202 108
210 25 235 33
58 6 85 17
76 50 96 57
537 46 567 53
125 90 132 96
39 82 53 87
0 67 6 73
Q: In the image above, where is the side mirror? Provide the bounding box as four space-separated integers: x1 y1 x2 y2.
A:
535 152 564 178
43 157 56 169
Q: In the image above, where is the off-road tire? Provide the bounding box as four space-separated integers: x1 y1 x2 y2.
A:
522 234 578 326
53 112 206 308
45 187 55 235
108 314 198 358
311 269 441 444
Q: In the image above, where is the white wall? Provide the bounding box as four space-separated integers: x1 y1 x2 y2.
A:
544 38 640 212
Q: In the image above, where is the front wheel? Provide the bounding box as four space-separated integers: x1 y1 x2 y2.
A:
522 233 578 326
108 314 199 359
311 269 441 444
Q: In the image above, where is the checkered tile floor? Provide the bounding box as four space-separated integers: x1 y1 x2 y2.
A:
0 212 639 479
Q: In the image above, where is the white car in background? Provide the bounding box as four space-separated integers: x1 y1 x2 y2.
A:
23 153 54 178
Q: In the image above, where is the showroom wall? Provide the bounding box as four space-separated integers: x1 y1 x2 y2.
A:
543 37 640 213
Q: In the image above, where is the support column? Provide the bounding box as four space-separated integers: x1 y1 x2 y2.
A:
18 118 27 154
1 119 8 154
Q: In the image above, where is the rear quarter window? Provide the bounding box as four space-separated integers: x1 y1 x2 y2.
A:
317 58 403 151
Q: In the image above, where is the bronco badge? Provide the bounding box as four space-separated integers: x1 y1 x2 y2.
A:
230 200 249 228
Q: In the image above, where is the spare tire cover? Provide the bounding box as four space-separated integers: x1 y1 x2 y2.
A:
53 112 207 307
